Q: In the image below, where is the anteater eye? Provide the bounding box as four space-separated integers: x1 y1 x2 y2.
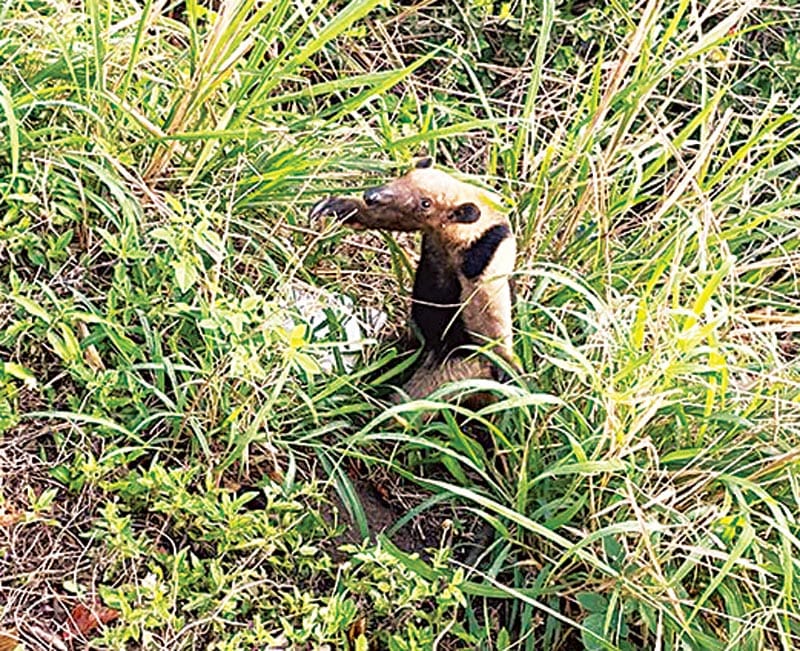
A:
420 198 432 210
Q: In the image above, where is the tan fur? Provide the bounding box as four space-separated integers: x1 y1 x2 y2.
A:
401 353 492 400
458 236 516 360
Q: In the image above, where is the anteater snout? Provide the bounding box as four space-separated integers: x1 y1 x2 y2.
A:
363 186 392 207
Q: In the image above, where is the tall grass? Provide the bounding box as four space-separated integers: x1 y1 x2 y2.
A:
1 0 799 648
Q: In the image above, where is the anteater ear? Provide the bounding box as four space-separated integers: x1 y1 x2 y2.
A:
415 157 433 169
450 202 481 223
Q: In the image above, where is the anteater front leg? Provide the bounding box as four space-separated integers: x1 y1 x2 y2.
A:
401 355 494 401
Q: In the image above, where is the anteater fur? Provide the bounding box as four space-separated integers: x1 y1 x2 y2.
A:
311 159 516 401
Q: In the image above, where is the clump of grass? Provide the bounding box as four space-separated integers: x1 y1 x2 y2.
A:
1 0 799 649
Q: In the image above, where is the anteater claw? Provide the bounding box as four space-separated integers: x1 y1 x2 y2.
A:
309 197 333 221
309 197 363 223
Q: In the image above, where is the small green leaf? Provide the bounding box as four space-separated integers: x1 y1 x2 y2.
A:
54 229 74 250
172 257 198 292
46 330 69 362
50 464 73 485
2 361 37 387
581 612 608 651
9 294 51 323
578 592 608 613
292 351 320 376
497 628 511 650
59 324 81 361
32 487 58 513
603 535 624 564
149 227 174 245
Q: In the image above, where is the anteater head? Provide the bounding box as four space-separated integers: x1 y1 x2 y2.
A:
310 159 507 240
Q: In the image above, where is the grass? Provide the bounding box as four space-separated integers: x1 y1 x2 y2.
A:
1 0 799 648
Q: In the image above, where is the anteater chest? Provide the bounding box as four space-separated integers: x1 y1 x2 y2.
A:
411 235 470 355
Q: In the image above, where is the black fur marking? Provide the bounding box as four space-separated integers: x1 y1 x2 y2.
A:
461 224 510 279
411 235 471 356
450 202 480 224
415 157 433 169
490 364 511 383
